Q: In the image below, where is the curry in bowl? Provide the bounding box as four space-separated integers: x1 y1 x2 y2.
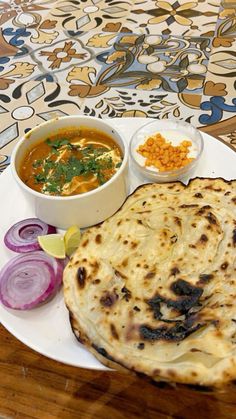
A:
19 127 123 196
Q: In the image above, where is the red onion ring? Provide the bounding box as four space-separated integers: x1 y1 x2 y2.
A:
4 218 56 253
0 251 63 310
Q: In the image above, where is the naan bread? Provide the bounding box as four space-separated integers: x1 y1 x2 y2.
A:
63 178 236 387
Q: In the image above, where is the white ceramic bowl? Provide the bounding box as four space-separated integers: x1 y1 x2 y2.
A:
130 119 204 183
11 116 129 229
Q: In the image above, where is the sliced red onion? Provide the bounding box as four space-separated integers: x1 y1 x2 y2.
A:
0 251 63 310
4 218 56 253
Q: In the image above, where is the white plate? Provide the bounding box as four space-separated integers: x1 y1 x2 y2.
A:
0 117 236 370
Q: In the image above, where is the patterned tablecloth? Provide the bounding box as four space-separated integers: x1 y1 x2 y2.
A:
0 0 236 173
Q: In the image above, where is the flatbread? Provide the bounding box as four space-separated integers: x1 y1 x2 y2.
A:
63 178 236 387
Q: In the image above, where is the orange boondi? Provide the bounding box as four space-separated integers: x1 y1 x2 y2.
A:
137 133 194 172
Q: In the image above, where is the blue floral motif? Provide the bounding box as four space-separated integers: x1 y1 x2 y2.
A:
2 28 31 47
199 97 236 125
0 28 31 71
0 57 10 72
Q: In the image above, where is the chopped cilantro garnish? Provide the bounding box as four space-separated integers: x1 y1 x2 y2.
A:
44 182 61 193
34 141 122 194
44 160 55 175
97 172 105 185
66 143 74 150
81 145 94 156
93 147 108 157
46 138 71 149
33 159 43 168
34 173 46 183
116 161 122 168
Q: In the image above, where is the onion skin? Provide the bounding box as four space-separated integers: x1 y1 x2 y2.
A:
4 218 56 253
0 251 63 310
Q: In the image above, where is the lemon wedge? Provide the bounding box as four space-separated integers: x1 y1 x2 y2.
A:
38 234 66 259
64 225 81 257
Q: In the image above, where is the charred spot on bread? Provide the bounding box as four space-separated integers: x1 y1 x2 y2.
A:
170 267 180 276
171 279 202 299
92 344 115 362
115 269 127 279
138 342 145 350
174 217 181 226
180 204 198 208
198 274 214 284
139 320 205 342
146 280 202 322
233 229 236 246
170 234 178 244
100 291 118 307
92 279 101 284
110 324 119 339
77 267 87 288
95 234 102 244
121 286 132 302
145 271 156 279
82 239 89 247
199 234 208 243
122 258 128 267
206 212 217 225
196 205 211 216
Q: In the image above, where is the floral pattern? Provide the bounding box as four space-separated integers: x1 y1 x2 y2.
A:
215 4 236 38
204 38 236 98
147 1 202 26
79 87 202 124
39 41 87 69
48 0 133 32
0 80 82 155
37 40 90 70
0 62 36 90
0 0 56 27
200 96 236 125
94 34 210 94
0 0 235 173
128 0 221 36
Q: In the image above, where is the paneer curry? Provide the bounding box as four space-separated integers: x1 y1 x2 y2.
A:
19 127 123 196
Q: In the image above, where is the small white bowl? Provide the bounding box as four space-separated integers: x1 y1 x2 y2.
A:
130 119 204 183
11 116 129 229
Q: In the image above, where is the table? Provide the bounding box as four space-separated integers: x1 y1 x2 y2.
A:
0 0 236 417
1 324 236 419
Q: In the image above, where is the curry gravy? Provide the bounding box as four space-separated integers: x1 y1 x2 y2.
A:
19 127 123 196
